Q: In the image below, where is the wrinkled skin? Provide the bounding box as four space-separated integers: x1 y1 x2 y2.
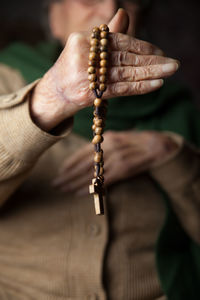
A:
30 6 180 192
31 9 179 131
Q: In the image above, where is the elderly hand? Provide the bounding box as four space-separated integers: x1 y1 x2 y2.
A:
52 130 179 195
31 9 179 131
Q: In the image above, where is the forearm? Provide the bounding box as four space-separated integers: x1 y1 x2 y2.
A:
150 134 200 244
0 83 72 206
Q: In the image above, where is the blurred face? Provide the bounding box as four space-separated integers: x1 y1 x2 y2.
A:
49 0 140 44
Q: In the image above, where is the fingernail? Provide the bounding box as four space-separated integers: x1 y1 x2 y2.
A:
162 63 179 73
154 49 165 56
150 79 164 88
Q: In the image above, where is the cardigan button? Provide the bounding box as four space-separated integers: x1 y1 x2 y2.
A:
87 224 101 237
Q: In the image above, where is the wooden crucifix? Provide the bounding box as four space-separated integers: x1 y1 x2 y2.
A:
89 178 104 215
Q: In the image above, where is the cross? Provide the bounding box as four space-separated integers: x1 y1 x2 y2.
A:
89 178 104 215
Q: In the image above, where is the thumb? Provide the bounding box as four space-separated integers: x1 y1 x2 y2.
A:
108 8 129 33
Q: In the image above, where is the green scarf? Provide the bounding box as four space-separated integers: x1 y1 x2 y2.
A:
1 41 200 299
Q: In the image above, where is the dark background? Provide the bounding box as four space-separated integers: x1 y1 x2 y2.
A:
0 0 199 103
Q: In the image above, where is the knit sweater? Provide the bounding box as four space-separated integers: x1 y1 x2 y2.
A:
0 48 200 299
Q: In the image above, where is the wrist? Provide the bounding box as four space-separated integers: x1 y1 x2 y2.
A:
30 76 67 132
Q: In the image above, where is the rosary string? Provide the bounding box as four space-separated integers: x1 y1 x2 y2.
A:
88 24 110 215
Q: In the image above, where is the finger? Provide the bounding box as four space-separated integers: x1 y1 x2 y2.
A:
108 8 129 34
58 144 92 174
103 131 132 155
53 156 93 187
110 51 178 67
104 150 154 186
104 79 164 98
104 146 147 171
109 33 164 56
59 173 91 193
107 63 179 83
105 156 153 186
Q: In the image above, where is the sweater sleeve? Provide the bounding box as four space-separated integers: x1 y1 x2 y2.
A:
150 133 200 245
0 66 72 206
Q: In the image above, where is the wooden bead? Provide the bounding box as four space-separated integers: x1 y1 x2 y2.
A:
100 59 108 67
92 135 104 144
89 82 98 90
100 52 108 59
94 152 103 163
88 74 97 82
99 175 104 183
99 84 107 92
99 75 106 83
91 32 100 39
88 66 96 74
100 39 108 46
100 24 109 32
100 45 108 52
94 118 103 126
94 162 104 170
95 127 103 135
93 27 100 34
88 60 97 67
100 31 109 39
94 98 102 107
94 167 104 177
93 116 98 123
90 38 99 46
99 167 104 176
89 52 98 60
92 124 96 131
90 46 99 53
99 67 107 75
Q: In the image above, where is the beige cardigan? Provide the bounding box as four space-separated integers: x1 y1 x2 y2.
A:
0 63 200 300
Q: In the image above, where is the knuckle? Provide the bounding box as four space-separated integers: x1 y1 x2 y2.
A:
109 67 117 82
114 83 130 95
126 67 135 81
148 65 155 76
68 32 84 46
123 51 129 64
134 81 144 94
136 68 149 81
116 33 130 51
118 51 124 65
131 68 138 81
117 67 126 81
118 51 129 65
134 54 140 66
133 39 141 53
147 56 154 66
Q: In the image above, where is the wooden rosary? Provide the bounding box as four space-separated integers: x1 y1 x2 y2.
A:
88 24 109 216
